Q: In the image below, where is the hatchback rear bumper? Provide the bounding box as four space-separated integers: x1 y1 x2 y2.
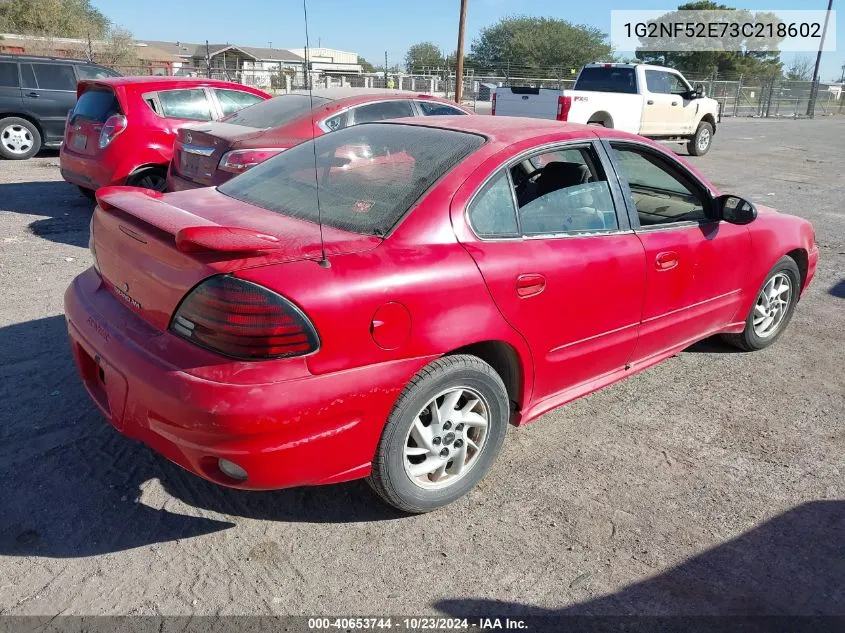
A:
60 145 115 190
64 267 431 490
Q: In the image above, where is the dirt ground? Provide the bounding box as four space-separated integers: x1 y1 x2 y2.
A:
0 118 843 617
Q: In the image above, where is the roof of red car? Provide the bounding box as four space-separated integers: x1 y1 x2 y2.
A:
383 115 633 144
80 76 266 91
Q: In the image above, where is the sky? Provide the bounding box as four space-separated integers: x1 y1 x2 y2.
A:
91 0 843 81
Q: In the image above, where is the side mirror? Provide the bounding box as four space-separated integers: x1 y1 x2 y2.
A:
693 83 705 98
717 194 757 225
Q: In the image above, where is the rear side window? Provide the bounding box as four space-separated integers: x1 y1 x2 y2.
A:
219 123 484 236
72 89 121 123
352 100 414 124
215 89 264 117
76 65 121 80
157 89 213 121
574 67 637 94
468 172 519 238
31 63 76 90
417 101 467 116
223 94 330 128
0 62 19 88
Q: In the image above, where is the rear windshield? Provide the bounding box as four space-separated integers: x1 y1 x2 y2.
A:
71 88 121 123
222 94 330 129
218 123 485 236
574 67 637 94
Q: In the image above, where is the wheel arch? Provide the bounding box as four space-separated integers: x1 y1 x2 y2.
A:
587 111 614 128
785 247 808 289
0 112 45 138
699 113 716 134
446 340 525 422
124 162 169 186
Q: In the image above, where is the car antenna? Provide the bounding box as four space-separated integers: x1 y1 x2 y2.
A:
303 0 330 268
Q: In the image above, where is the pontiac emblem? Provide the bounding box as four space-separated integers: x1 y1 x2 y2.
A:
123 282 130 292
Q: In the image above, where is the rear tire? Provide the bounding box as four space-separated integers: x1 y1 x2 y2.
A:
127 166 168 192
722 256 801 351
687 121 713 156
0 117 41 160
368 355 509 513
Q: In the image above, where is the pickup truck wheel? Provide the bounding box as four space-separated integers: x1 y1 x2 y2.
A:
687 121 713 156
0 117 41 160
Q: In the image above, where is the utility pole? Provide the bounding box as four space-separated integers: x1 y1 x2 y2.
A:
205 40 211 78
454 0 468 104
384 50 388 88
807 0 833 117
840 61 845 83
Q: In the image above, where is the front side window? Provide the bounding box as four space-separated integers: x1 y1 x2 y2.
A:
417 101 467 116
468 173 519 238
511 146 618 235
351 100 414 124
31 63 76 90
610 144 710 226
646 71 689 96
215 89 264 117
157 89 213 121
20 64 36 89
218 123 484 236
0 62 19 88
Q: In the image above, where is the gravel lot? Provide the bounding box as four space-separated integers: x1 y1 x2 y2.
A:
0 118 843 618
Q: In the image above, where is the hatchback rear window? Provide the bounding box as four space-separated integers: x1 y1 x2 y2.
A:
222 94 330 129
218 123 485 236
574 67 637 94
72 88 121 123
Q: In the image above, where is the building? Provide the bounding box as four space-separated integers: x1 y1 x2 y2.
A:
0 33 180 74
287 47 363 79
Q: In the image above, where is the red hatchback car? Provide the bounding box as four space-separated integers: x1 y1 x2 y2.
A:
65 117 817 513
60 77 269 196
166 88 473 191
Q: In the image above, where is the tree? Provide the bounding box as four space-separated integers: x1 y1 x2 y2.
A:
784 55 813 81
405 42 445 72
358 56 376 73
0 0 109 38
96 27 137 67
634 2 783 80
470 16 612 78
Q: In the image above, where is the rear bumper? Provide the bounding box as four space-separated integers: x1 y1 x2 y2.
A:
64 268 431 490
60 145 116 190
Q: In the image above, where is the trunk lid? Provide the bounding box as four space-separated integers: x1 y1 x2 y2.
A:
92 186 381 331
172 122 265 186
65 83 124 157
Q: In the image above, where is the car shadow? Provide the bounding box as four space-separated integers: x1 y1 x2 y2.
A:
683 336 739 354
0 315 400 559
830 279 845 299
434 500 845 625
0 180 94 249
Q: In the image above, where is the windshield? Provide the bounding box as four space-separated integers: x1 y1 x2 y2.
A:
574 67 637 94
221 94 331 129
218 123 485 236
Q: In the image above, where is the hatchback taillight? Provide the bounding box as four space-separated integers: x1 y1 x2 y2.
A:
556 96 572 121
218 148 285 174
170 275 319 360
98 114 127 149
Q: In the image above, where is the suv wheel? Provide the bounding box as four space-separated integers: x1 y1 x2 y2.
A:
0 117 41 160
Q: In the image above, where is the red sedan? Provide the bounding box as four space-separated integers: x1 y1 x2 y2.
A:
60 77 269 196
64 117 818 513
166 88 473 192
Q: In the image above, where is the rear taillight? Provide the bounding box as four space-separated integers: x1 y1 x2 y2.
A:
218 148 285 174
170 275 319 360
556 96 572 121
491 92 497 115
98 114 127 149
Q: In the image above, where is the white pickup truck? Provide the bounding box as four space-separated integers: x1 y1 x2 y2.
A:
492 63 720 156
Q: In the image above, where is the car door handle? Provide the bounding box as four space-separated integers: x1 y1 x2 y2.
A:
671 101 679 106
655 251 679 271
516 273 546 298
26 92 38 98
646 99 654 105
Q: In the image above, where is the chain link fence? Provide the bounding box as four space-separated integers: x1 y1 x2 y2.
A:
104 62 844 118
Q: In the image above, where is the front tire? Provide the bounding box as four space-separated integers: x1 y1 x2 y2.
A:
687 121 713 156
368 355 509 513
723 256 801 351
0 117 41 160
